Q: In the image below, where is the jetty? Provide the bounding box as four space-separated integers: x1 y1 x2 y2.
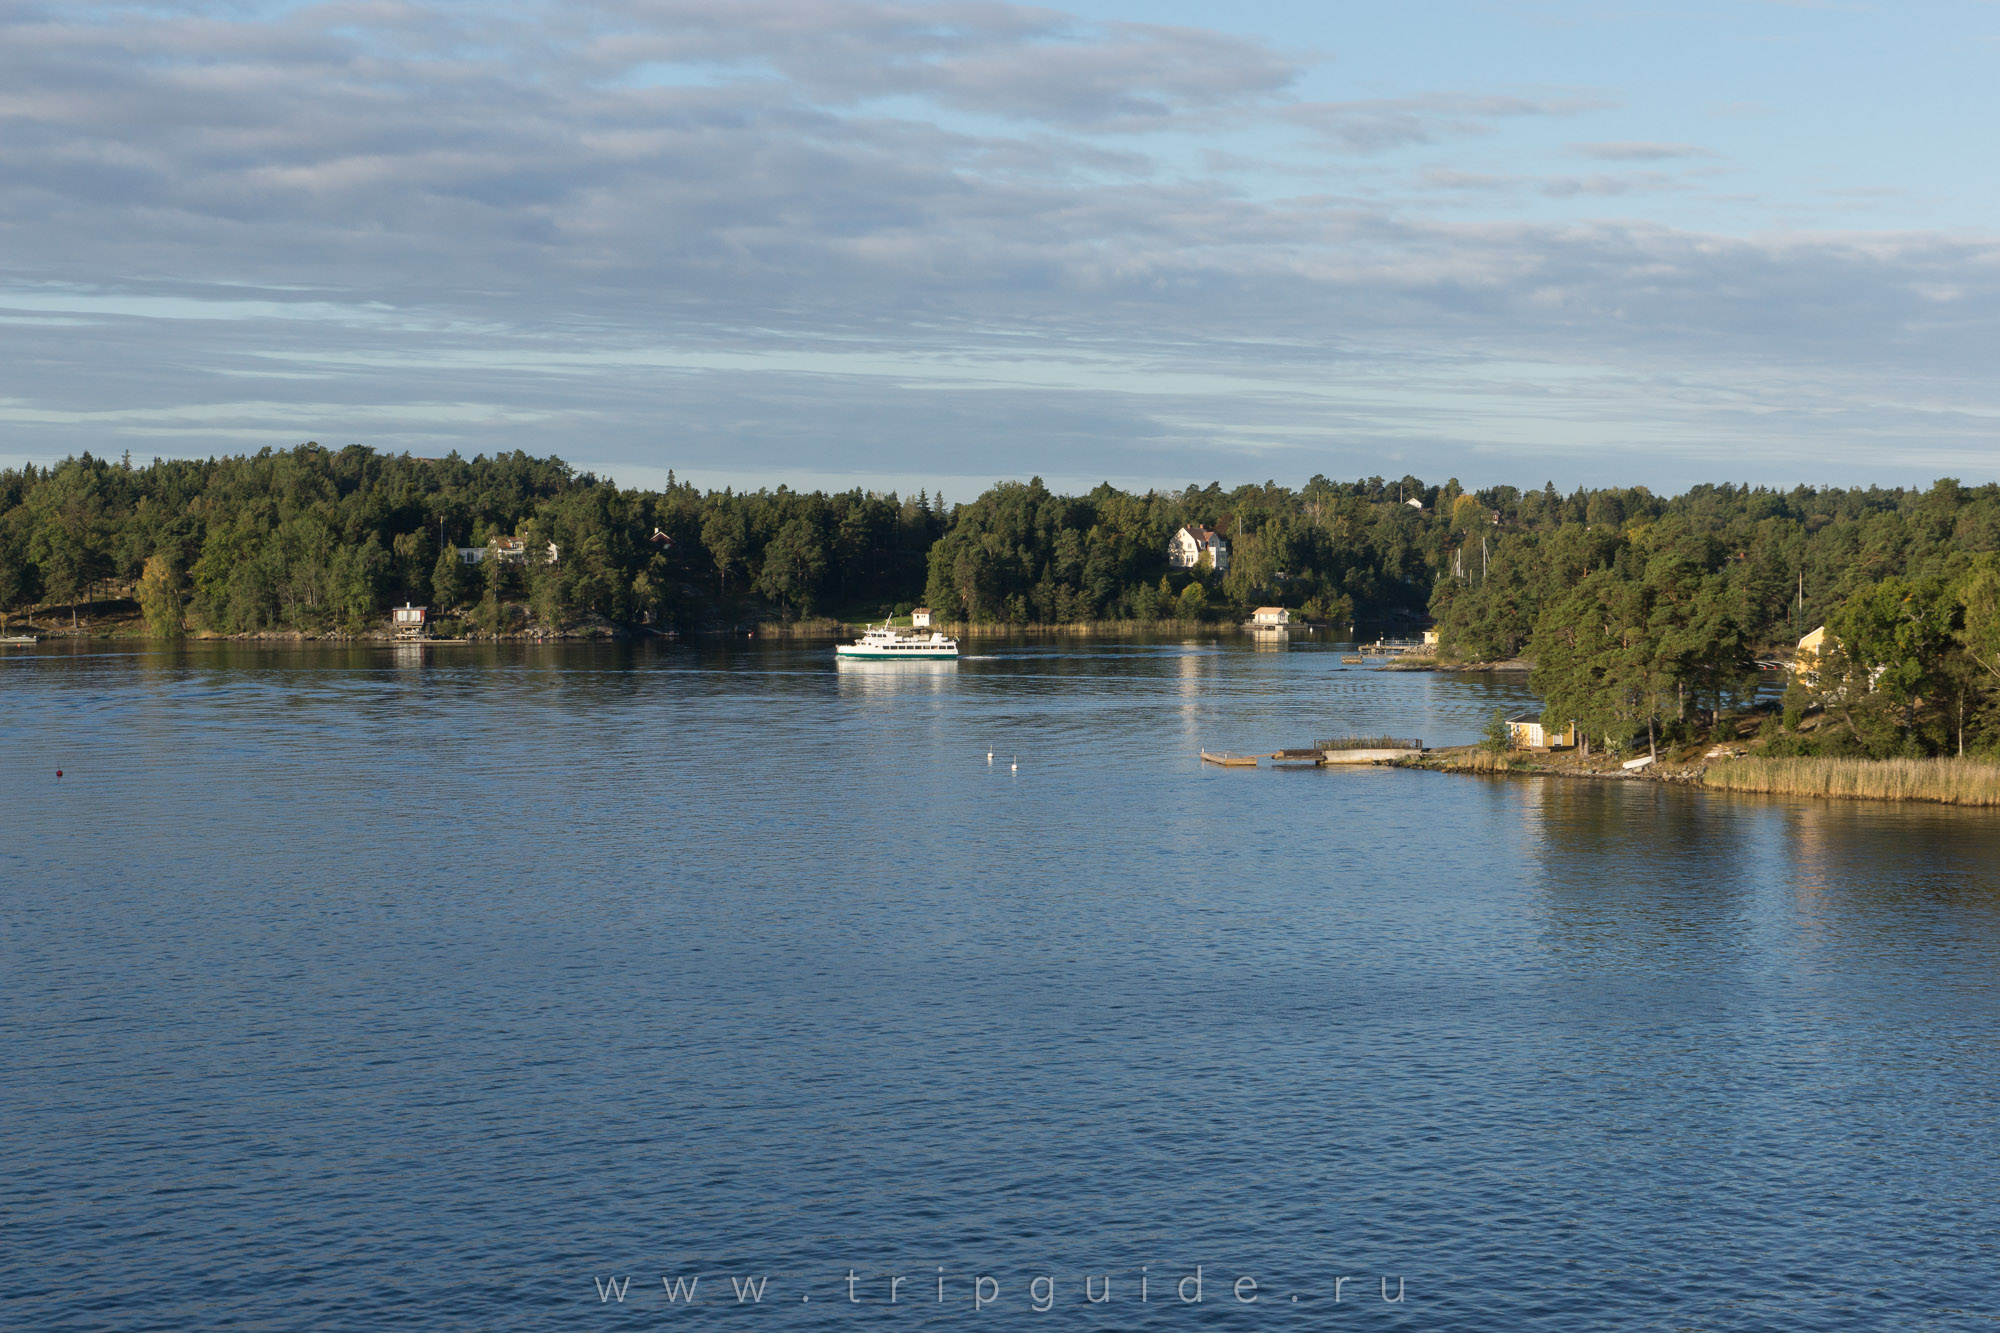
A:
1202 736 1425 767
1316 735 1425 764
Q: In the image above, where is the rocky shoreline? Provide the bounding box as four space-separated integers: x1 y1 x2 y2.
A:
1411 745 1708 785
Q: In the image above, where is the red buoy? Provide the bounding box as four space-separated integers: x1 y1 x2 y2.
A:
56 770 63 778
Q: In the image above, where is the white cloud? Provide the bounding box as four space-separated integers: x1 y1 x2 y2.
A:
0 0 1992 489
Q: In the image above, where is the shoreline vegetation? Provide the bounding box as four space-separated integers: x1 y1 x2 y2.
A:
1418 745 2000 807
1702 756 2000 806
4 605 1358 643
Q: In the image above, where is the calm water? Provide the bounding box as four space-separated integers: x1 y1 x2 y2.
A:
5 638 2000 1331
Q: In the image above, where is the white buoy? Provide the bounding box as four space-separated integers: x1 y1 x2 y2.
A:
1010 757 1017 772
987 750 993 763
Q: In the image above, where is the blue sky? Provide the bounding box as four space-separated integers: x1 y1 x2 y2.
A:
1 0 1996 495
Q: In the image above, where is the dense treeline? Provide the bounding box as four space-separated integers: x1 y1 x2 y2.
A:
920 475 1446 625
0 446 942 635
0 447 1462 634
9 446 2000 758
1428 480 2000 758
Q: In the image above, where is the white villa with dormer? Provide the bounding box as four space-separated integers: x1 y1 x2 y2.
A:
1168 524 1230 572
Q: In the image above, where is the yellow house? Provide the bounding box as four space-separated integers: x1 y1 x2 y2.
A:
1800 628 1832 676
1794 626 1826 679
1506 713 1576 749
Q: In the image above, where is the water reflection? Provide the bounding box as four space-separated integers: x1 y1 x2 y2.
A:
832 656 959 697
1526 776 2000 1017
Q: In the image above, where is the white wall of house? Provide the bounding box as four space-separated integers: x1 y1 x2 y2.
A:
1168 526 1230 572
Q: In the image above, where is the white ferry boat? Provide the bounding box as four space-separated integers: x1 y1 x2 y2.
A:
835 623 959 660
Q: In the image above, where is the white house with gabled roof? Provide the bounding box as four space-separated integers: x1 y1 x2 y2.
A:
1168 524 1230 572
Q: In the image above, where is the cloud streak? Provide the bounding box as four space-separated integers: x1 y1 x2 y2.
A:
1570 140 1717 161
1285 93 1609 154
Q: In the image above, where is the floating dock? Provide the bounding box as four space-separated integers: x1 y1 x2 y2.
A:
1200 751 1261 767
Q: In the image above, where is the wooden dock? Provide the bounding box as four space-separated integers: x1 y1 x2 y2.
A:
1269 748 1324 766
1200 750 1260 767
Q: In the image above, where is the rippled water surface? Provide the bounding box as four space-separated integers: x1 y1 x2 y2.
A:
6 638 2000 1330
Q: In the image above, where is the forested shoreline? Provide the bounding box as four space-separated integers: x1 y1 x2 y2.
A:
0 444 1452 637
1426 478 2000 760
8 444 2000 759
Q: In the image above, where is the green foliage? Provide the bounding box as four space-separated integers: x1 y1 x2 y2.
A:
136 553 184 638
756 517 829 614
1526 528 1758 754
1419 477 2000 756
1781 678 1810 731
0 447 944 635
0 511 42 620
1481 709 1510 755
1815 569 1994 756
701 502 748 596
431 545 470 610
919 474 1450 625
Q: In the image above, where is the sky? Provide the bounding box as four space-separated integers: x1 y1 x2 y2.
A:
2 0 1997 496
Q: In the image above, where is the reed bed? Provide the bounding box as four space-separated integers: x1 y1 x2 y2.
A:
1702 756 2000 806
1434 749 1519 773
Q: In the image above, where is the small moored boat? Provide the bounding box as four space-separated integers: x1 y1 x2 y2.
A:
836 623 959 660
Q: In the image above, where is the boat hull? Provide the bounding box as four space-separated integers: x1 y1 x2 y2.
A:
836 646 958 659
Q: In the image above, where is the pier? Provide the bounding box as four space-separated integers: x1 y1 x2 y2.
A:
1203 736 1425 767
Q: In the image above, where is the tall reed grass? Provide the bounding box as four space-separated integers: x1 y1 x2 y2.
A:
1702 756 2000 806
1438 749 1520 773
